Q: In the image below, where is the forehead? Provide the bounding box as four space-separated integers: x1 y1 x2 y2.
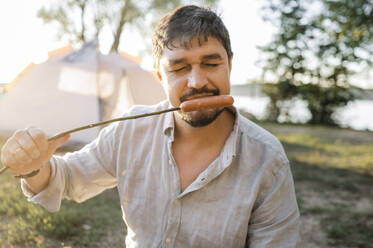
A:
160 37 228 65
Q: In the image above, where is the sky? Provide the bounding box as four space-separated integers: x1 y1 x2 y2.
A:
1 1 371 89
0 1 372 130
0 0 274 85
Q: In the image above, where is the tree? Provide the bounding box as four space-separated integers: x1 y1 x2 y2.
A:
259 0 373 125
37 0 219 53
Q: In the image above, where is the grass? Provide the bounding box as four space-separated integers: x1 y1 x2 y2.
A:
261 122 373 248
0 138 125 248
0 172 125 247
321 207 373 247
0 124 373 247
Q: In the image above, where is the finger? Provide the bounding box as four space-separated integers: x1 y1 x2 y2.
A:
4 138 32 169
48 134 71 153
13 130 35 164
4 137 20 156
16 129 41 159
13 147 32 164
27 127 48 152
1 149 17 168
1 138 20 169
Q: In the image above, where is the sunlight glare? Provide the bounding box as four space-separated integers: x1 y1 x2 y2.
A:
31 51 49 64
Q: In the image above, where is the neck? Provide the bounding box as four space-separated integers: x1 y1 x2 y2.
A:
173 109 235 145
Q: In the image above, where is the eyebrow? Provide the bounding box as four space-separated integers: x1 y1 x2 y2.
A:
201 53 223 61
168 58 187 66
168 53 223 66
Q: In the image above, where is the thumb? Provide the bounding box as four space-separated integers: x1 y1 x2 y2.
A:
48 134 71 154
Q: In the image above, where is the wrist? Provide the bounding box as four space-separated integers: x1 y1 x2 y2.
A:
15 169 40 179
23 161 52 194
15 160 50 179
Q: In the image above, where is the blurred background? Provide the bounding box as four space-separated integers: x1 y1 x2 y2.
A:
0 0 372 247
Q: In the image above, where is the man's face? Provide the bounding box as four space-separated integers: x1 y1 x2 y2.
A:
157 36 232 127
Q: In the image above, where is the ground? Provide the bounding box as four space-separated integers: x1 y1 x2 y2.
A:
0 123 372 247
262 123 373 248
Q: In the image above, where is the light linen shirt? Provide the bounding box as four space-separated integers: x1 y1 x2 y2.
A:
22 100 300 248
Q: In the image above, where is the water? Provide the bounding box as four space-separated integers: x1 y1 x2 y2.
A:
235 96 373 131
1 91 371 131
335 100 373 131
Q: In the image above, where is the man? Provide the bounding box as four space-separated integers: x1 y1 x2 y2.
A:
1 5 299 247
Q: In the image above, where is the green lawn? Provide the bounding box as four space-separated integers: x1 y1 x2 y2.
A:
0 124 372 247
0 138 125 248
0 172 125 247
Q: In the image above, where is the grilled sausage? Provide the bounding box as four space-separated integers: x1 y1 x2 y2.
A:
180 95 234 112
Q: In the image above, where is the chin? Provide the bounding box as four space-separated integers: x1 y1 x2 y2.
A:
178 108 224 127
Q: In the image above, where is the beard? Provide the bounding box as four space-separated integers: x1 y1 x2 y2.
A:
177 108 224 127
177 86 224 127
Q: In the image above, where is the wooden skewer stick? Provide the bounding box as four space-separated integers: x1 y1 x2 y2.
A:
0 167 8 176
46 107 181 141
0 107 181 176
0 94 235 176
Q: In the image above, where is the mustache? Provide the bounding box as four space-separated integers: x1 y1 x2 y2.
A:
179 86 220 102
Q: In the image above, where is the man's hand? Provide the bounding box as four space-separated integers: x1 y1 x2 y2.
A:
1 127 70 176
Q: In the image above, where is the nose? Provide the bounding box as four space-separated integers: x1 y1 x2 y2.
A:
187 66 208 89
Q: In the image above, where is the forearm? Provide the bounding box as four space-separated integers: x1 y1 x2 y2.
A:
24 160 52 194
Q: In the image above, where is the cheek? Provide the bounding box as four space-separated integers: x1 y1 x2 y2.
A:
222 78 231 95
160 80 170 98
213 70 231 95
162 78 185 106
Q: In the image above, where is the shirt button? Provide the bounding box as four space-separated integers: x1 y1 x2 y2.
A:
165 238 171 243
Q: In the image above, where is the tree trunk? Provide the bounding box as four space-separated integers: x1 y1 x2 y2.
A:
110 1 129 52
308 106 336 126
266 100 281 122
79 2 87 43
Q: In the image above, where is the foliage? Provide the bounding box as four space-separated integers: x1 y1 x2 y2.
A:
37 0 219 52
259 0 373 125
262 80 298 121
298 83 356 125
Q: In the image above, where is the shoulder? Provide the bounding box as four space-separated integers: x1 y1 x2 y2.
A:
236 112 289 166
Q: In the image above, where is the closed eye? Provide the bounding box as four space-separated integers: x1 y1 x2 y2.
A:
169 66 187 73
204 63 220 67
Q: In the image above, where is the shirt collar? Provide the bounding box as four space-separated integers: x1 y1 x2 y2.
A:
223 106 240 158
163 101 175 138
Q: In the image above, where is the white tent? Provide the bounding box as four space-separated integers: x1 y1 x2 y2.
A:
0 41 166 144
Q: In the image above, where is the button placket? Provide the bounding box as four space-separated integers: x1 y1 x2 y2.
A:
163 198 181 247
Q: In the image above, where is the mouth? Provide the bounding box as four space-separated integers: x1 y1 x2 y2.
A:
183 93 215 102
180 86 220 103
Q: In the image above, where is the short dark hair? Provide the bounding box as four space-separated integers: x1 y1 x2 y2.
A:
152 5 233 69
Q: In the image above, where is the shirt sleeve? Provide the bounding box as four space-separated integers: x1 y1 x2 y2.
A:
247 160 300 247
21 123 119 212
